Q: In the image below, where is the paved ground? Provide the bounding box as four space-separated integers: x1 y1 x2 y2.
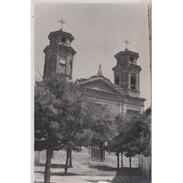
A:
34 148 141 183
35 175 114 183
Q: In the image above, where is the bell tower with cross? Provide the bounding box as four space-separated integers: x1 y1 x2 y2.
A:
112 39 142 96
43 19 76 80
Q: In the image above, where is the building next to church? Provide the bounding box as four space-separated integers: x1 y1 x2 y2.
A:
43 27 146 120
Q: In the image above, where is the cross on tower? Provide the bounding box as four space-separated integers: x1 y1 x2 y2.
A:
59 18 66 30
124 39 130 50
98 64 103 75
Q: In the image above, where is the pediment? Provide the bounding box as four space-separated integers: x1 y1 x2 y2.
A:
80 76 120 95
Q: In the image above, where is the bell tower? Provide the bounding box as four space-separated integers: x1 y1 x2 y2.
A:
43 20 76 80
112 42 141 96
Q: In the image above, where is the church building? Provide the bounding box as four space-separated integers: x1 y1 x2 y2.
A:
43 27 146 119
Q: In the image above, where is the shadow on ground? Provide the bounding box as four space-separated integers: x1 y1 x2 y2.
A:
35 170 83 176
111 176 149 183
90 165 117 172
35 163 66 168
116 167 141 176
35 164 150 183
111 168 149 183
84 179 112 182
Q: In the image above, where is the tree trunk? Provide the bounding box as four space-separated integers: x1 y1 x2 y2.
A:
129 156 132 169
100 142 105 162
64 149 69 174
68 150 72 167
121 153 123 168
44 145 53 183
129 156 132 183
117 153 120 170
138 154 140 168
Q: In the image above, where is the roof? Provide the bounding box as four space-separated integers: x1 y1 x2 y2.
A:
48 29 75 42
76 74 112 86
114 49 139 61
76 74 146 100
76 74 121 95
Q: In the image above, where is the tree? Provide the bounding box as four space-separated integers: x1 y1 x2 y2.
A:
106 115 125 169
35 73 124 182
76 102 117 161
35 79 59 183
35 73 92 182
107 115 151 171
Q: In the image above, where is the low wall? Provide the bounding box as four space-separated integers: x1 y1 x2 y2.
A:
139 155 151 179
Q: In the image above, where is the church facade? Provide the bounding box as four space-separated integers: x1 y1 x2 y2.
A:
43 27 145 120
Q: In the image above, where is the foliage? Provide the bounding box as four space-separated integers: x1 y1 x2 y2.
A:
35 73 92 182
34 73 117 181
107 115 151 158
74 101 118 148
35 73 87 151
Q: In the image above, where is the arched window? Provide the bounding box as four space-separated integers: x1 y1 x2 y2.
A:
130 75 136 89
61 37 66 43
130 56 133 62
57 57 66 73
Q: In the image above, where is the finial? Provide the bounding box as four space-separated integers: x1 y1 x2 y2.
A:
58 18 66 30
98 64 103 76
124 39 130 50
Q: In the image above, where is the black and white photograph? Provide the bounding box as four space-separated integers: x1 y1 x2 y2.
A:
33 1 151 183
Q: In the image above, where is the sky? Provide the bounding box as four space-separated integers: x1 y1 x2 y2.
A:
33 1 151 109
